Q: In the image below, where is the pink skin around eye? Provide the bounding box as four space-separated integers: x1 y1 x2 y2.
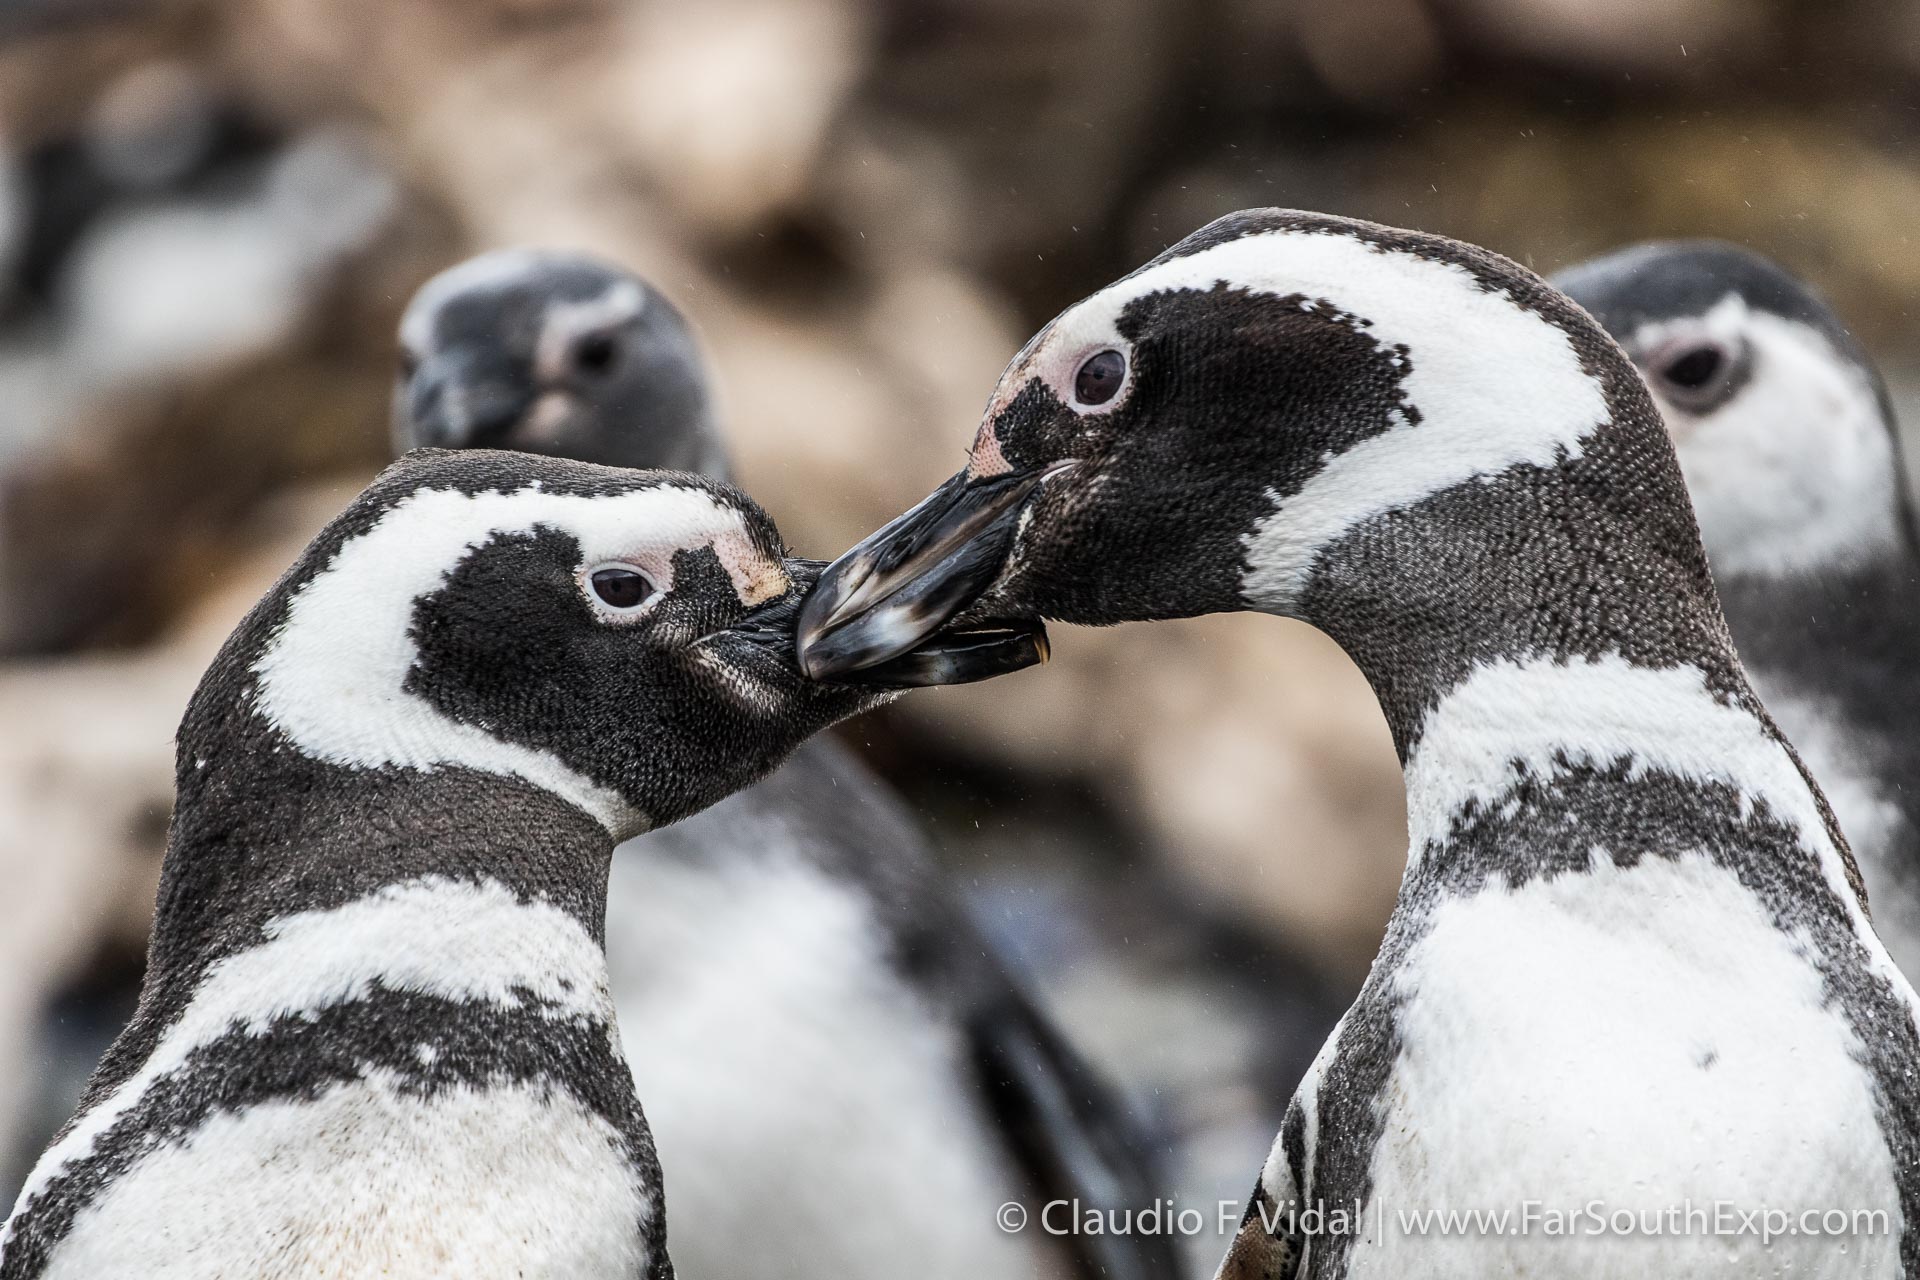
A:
964 317 1125 481
593 524 787 612
710 529 790 605
967 421 1014 480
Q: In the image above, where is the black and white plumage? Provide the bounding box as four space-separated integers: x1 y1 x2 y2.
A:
799 209 1920 1278
392 253 1178 1280
1556 242 1920 980
0 450 1035 1278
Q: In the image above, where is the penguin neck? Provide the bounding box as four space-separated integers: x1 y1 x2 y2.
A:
152 750 617 986
1276 429 1845 889
1296 459 1739 763
52 758 639 1208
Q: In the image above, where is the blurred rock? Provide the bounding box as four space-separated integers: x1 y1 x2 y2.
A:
0 61 426 652
1295 0 1443 105
612 0 874 234
1440 0 1759 74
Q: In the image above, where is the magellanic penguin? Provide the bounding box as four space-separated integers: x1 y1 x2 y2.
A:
394 250 1183 1280
798 209 1920 1279
1555 242 1920 981
0 449 1043 1278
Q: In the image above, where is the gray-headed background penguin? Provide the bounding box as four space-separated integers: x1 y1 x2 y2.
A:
1557 241 1920 981
397 249 726 477
800 209 1920 1279
0 449 1044 1278
394 251 1183 1280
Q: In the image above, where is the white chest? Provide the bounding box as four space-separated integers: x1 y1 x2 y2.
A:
1748 675 1920 980
1343 853 1903 1280
40 1072 652 1280
604 838 1066 1280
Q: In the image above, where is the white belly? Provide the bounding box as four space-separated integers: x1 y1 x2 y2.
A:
1344 852 1902 1280
41 1072 653 1279
605 840 1068 1280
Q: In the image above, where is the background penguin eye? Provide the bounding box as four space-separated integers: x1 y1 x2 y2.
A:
573 331 620 376
589 565 656 611
1073 349 1127 406
1658 343 1729 396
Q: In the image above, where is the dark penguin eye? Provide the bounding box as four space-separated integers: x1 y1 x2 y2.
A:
1661 344 1724 391
397 347 419 378
1653 341 1738 410
1073 349 1127 406
589 565 656 611
573 331 620 376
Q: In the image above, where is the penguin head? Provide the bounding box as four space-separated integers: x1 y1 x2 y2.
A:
394 250 727 478
1556 241 1915 581
193 451 1042 840
798 208 1659 678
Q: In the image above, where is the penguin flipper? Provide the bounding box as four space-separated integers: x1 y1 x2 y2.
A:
966 985 1184 1280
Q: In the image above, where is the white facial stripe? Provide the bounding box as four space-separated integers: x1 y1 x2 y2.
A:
1651 308 1902 579
5 877 612 1237
997 227 1609 609
36 1072 651 1279
1402 655 1884 956
1138 231 1609 608
1628 291 1749 355
252 482 785 831
536 281 647 381
399 248 547 354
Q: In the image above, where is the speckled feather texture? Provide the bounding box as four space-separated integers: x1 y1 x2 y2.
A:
0 450 895 1279
1556 242 1920 984
840 209 1920 1279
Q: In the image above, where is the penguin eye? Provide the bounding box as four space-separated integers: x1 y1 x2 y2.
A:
1663 345 1723 390
573 331 620 376
1073 349 1127 407
397 347 419 378
1654 341 1736 408
588 565 657 613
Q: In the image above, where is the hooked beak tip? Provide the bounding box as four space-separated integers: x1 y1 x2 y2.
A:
796 556 872 644
797 641 837 684
795 467 1055 680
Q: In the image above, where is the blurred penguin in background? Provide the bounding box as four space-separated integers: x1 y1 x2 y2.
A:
1559 242 1920 978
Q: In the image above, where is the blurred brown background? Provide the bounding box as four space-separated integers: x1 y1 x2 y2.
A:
4 0 1920 1245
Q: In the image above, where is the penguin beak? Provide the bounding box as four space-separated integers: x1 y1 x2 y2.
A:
795 468 1049 682
831 620 1049 688
736 553 1047 689
404 353 534 450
